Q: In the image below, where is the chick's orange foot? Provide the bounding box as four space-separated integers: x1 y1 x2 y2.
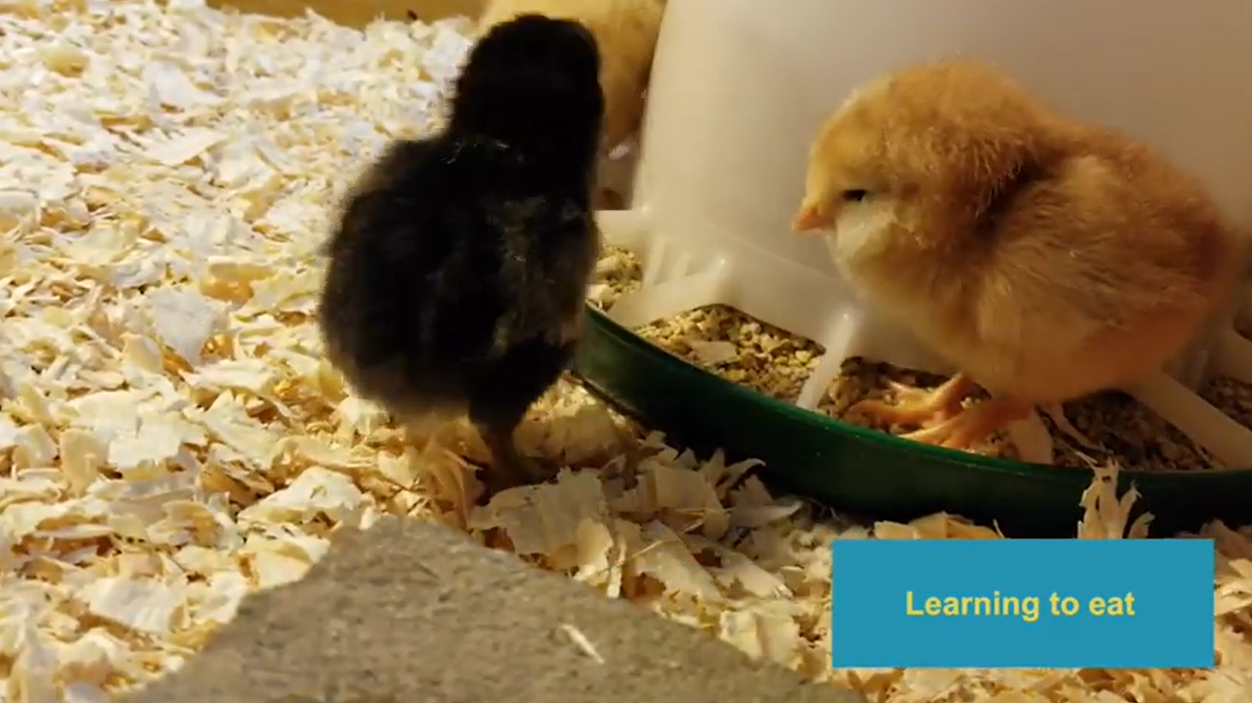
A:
898 397 1032 450
848 373 976 428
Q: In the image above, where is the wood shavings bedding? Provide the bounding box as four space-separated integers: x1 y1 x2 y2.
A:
0 3 1248 703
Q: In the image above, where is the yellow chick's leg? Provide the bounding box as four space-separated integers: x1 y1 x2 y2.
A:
899 396 1033 450
848 373 977 427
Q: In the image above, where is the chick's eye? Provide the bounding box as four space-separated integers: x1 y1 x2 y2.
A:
841 189 869 202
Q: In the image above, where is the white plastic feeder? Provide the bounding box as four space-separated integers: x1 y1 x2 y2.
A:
597 0 1252 467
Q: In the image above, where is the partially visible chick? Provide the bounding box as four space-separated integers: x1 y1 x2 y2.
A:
477 0 666 152
317 14 605 495
792 58 1247 451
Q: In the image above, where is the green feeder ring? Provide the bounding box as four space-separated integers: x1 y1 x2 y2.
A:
573 306 1252 537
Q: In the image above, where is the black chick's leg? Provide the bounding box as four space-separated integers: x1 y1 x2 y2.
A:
468 338 577 495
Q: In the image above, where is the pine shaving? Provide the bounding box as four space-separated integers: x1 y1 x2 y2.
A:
0 3 1249 703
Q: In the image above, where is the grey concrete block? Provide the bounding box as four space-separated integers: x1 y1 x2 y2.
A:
122 517 866 703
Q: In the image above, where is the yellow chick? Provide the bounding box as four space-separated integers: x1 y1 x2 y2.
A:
477 0 666 151
792 58 1247 451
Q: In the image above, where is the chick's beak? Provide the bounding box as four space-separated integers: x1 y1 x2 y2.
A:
791 199 832 233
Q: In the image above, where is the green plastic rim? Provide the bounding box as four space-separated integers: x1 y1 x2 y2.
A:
573 306 1252 537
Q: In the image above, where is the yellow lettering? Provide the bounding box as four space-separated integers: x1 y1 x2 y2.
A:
906 591 923 615
1059 596 1080 616
1124 592 1135 616
1089 597 1106 616
1021 596 1040 623
999 595 1018 618
902 592 1045 623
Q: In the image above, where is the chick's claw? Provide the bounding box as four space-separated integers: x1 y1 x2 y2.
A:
849 392 946 427
899 397 1032 450
849 373 976 428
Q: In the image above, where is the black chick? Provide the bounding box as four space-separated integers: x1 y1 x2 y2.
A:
317 14 605 495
